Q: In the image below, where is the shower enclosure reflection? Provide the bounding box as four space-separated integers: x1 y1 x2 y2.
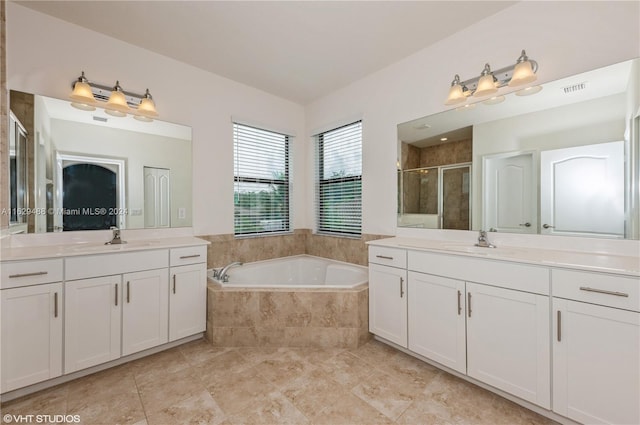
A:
398 128 472 229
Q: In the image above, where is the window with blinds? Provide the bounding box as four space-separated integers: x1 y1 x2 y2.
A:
234 123 290 236
316 121 362 236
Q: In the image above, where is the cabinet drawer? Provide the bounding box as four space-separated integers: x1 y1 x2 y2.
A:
170 245 207 267
368 246 406 268
408 250 549 295
552 269 639 311
1 259 63 289
66 250 169 281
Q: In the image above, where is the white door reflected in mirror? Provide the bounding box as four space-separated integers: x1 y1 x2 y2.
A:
540 141 624 238
483 152 536 234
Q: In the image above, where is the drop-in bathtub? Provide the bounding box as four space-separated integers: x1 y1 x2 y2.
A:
208 254 368 289
206 255 370 348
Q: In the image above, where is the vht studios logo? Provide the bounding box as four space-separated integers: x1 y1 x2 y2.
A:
3 414 80 423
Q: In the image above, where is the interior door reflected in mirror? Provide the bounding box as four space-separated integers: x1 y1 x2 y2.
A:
7 91 193 234
397 58 640 239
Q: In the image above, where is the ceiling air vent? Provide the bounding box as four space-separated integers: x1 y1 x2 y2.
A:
92 116 108 122
562 82 586 94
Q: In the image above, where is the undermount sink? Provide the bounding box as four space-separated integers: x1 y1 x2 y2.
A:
443 244 518 256
71 240 160 253
71 244 124 252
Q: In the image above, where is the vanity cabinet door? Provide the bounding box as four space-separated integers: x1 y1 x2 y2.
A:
466 282 550 409
369 264 407 347
65 276 122 373
1 282 63 392
553 298 640 425
408 272 466 374
169 263 207 341
122 269 169 356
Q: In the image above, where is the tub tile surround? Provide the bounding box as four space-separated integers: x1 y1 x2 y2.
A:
200 229 390 268
0 338 556 425
207 284 370 348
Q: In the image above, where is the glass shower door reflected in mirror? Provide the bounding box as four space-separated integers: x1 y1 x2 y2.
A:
442 165 471 230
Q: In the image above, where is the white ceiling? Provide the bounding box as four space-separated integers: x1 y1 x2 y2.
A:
16 1 515 105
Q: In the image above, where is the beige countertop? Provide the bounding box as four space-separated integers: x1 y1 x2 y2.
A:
368 237 640 277
0 236 209 261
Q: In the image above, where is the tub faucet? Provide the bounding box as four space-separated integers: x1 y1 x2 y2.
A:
475 230 496 248
106 226 126 245
216 261 243 282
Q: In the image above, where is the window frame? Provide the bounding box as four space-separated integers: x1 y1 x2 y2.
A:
233 122 291 237
315 120 363 238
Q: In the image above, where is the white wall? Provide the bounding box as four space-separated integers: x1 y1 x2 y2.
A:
6 3 306 236
305 1 640 236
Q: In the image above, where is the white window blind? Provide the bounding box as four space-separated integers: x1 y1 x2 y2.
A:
234 123 290 236
316 121 362 236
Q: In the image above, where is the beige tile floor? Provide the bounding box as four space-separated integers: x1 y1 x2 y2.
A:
1 339 557 425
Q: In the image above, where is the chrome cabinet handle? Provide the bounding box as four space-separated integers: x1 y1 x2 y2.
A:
127 281 130 303
399 277 404 298
9 271 48 278
115 283 118 306
557 311 561 342
180 254 201 259
467 292 472 318
543 224 554 229
519 222 531 227
173 275 177 294
579 287 629 297
376 255 393 260
54 292 59 318
457 290 462 315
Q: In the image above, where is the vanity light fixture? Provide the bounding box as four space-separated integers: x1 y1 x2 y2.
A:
70 72 97 111
69 72 159 121
105 81 131 117
445 50 539 107
134 89 159 122
445 75 467 106
474 64 498 98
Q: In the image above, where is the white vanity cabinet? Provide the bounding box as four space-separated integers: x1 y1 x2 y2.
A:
1 259 64 392
64 275 121 373
368 247 408 347
368 239 639 423
169 246 207 341
406 251 550 408
465 281 550 409
1 237 209 397
65 250 170 363
552 269 640 425
122 269 169 355
407 272 466 374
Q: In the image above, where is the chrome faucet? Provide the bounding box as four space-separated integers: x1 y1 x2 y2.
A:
105 226 126 245
215 261 243 282
475 230 496 248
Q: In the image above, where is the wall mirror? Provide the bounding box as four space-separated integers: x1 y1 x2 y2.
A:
7 91 193 234
397 58 640 239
